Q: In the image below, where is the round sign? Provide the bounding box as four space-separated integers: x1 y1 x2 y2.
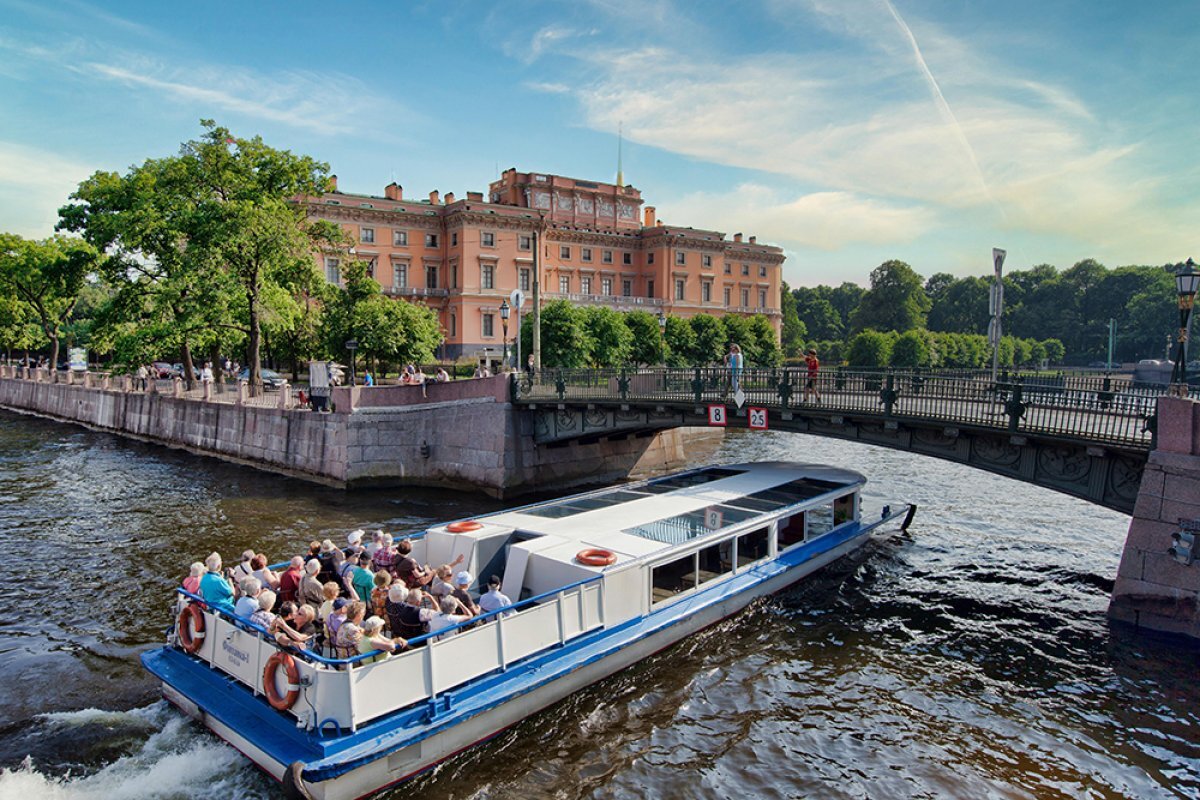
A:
510 289 526 310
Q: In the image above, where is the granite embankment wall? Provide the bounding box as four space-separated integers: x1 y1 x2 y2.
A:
0 374 713 496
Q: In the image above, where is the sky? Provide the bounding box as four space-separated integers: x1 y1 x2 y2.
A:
1 0 1197 288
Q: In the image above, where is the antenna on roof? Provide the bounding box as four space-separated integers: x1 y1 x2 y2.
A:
616 121 624 188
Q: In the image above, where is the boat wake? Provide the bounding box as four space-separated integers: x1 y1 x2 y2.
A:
0 703 268 800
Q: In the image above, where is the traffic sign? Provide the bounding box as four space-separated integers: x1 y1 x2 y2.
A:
705 507 724 529
510 289 526 310
748 407 768 430
707 404 727 426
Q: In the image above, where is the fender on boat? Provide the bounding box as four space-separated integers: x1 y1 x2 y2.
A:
281 761 316 800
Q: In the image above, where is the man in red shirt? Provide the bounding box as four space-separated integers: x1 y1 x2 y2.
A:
278 556 304 605
803 349 821 403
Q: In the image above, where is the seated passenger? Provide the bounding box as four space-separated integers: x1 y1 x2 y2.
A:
395 538 465 590
338 551 359 597
294 604 318 638
299 558 324 609
317 581 340 624
326 597 350 644
385 586 435 642
317 539 341 585
278 556 304 605
370 571 392 620
231 549 257 582
345 529 364 556
251 555 280 592
271 602 311 650
451 571 481 617
182 562 204 596
199 552 236 615
429 565 455 601
250 590 277 630
478 575 513 618
364 531 383 560
372 533 397 575
428 596 473 641
234 577 263 618
336 601 367 652
348 553 376 604
356 616 407 663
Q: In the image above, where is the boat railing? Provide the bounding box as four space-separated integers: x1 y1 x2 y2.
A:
173 572 607 731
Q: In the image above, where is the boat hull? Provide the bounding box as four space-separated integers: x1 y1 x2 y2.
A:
155 525 874 800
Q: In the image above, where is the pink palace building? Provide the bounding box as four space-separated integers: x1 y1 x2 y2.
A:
302 168 785 361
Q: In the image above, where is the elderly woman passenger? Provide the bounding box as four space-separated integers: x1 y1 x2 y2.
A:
299 558 325 610
234 577 263 618
250 590 277 630
271 601 311 650
182 562 204 596
251 555 280 591
199 552 236 615
428 596 473 641
356 616 407 663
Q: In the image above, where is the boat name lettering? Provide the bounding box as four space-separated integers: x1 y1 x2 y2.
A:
221 639 250 666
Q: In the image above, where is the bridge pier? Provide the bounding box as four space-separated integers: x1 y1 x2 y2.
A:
1109 397 1200 639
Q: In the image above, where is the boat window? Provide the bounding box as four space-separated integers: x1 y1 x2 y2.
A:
834 494 855 526
624 504 758 544
637 467 746 494
696 542 729 586
737 527 769 567
806 503 835 538
778 513 806 549
651 553 697 604
522 489 648 519
740 478 847 509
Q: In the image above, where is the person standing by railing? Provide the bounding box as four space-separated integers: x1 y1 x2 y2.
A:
726 344 744 396
803 349 821 403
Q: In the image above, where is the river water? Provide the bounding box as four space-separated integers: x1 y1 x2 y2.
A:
0 409 1196 799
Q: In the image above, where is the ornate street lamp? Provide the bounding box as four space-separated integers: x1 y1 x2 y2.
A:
1171 258 1199 397
499 299 511 369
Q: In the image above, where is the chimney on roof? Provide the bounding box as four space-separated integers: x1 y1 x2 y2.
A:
328 174 338 192
429 190 440 205
656 219 663 227
384 183 403 201
749 236 757 244
644 206 656 228
445 192 456 204
733 232 743 242
467 191 483 202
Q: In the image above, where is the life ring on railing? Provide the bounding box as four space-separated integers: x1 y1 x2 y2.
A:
177 603 206 654
264 651 301 711
447 520 483 533
576 548 618 567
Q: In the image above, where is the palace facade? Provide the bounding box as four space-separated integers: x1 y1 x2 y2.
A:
303 168 784 360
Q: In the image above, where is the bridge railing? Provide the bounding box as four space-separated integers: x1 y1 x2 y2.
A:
513 367 1161 449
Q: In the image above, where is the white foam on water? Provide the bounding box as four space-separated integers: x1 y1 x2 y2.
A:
0 703 268 800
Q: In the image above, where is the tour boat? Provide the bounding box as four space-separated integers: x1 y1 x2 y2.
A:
142 462 915 799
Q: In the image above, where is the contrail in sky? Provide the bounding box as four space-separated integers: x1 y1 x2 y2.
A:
881 0 1000 212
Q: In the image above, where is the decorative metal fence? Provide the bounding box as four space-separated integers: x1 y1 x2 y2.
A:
513 367 1163 449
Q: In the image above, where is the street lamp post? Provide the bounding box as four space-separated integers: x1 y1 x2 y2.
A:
657 311 667 365
1170 258 1199 397
499 299 510 370
345 339 358 386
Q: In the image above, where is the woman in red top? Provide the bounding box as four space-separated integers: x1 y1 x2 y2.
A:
803 349 821 403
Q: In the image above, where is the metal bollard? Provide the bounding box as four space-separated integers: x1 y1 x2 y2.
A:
279 381 290 409
237 380 248 406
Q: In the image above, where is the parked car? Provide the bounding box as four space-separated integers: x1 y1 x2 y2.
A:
237 367 287 388
152 362 178 379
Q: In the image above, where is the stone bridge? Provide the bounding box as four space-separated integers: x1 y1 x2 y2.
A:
513 367 1161 515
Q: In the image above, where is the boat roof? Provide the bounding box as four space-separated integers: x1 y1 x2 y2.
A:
445 462 864 564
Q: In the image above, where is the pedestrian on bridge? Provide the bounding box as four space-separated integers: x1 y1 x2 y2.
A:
726 344 743 396
803 349 821 403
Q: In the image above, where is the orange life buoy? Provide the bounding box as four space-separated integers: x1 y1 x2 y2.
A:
576 548 618 567
178 603 206 654
447 520 483 533
264 651 301 711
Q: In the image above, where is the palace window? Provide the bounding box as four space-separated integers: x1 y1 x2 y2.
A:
647 279 655 298
449 313 456 337
602 277 612 295
518 234 532 251
393 262 408 289
425 233 439 248
703 254 712 268
581 276 592 294
520 268 530 292
647 252 655 265
602 250 613 264
702 281 712 303
759 289 767 308
560 245 571 259
364 259 375 279
324 257 340 285
582 247 592 262
480 231 494 247
482 264 495 290
760 265 767 277
675 251 686 266
451 232 458 247
394 230 408 246
724 263 732 274
482 313 494 338
622 279 632 297
360 227 375 244
741 263 749 275
724 287 731 306
623 252 632 265
426 265 439 289
559 275 570 293
741 288 749 307
674 278 685 300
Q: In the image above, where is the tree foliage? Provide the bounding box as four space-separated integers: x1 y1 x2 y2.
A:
850 260 930 334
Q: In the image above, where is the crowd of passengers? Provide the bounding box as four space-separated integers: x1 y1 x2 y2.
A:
182 530 515 664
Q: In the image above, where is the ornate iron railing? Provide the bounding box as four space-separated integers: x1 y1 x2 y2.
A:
511 367 1162 449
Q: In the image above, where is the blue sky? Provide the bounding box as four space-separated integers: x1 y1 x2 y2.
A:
1 0 1196 287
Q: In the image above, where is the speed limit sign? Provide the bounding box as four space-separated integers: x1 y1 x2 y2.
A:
707 404 727 426
748 407 768 430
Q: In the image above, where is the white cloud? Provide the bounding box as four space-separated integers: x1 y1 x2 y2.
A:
665 184 935 251
0 141 96 237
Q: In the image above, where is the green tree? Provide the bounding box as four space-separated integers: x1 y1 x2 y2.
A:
793 285 844 340
746 314 782 366
0 233 101 368
850 260 930 333
535 300 589 368
0 293 44 358
664 316 697 367
1042 338 1065 364
890 329 932 368
779 282 807 357
580 305 632 367
927 276 989 334
846 330 893 367
624 310 665 366
322 261 442 371
689 314 725 365
825 282 865 333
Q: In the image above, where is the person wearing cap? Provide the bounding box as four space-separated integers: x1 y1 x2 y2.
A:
451 571 481 617
345 529 364 556
371 571 393 620
325 597 350 650
357 616 407 663
478 575 513 618
372 533 397 575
